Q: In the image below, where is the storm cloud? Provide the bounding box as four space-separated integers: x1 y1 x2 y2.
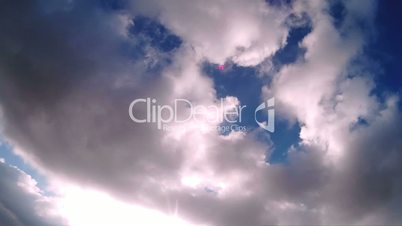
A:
0 0 401 225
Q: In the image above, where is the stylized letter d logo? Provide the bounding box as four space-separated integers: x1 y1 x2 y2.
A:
254 98 275 132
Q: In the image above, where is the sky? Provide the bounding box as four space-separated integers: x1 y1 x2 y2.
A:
0 0 402 225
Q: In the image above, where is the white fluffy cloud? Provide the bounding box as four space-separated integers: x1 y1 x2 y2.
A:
130 0 290 66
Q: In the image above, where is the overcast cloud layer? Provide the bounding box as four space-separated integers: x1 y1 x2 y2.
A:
0 0 402 225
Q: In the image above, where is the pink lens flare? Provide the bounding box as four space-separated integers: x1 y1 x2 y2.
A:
217 65 225 71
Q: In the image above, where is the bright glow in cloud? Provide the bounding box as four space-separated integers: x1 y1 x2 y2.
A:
58 186 192 226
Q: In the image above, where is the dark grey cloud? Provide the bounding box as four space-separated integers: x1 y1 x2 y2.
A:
323 105 402 224
0 0 185 215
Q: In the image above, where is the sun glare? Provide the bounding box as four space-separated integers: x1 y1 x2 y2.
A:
57 186 192 226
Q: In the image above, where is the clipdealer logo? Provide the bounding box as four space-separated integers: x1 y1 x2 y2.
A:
128 97 275 132
254 98 275 133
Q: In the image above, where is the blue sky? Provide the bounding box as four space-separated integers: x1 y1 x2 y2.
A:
370 1 402 93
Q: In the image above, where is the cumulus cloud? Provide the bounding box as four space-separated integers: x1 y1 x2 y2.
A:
0 0 401 225
0 160 66 226
263 0 402 224
0 1 274 224
129 0 291 66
